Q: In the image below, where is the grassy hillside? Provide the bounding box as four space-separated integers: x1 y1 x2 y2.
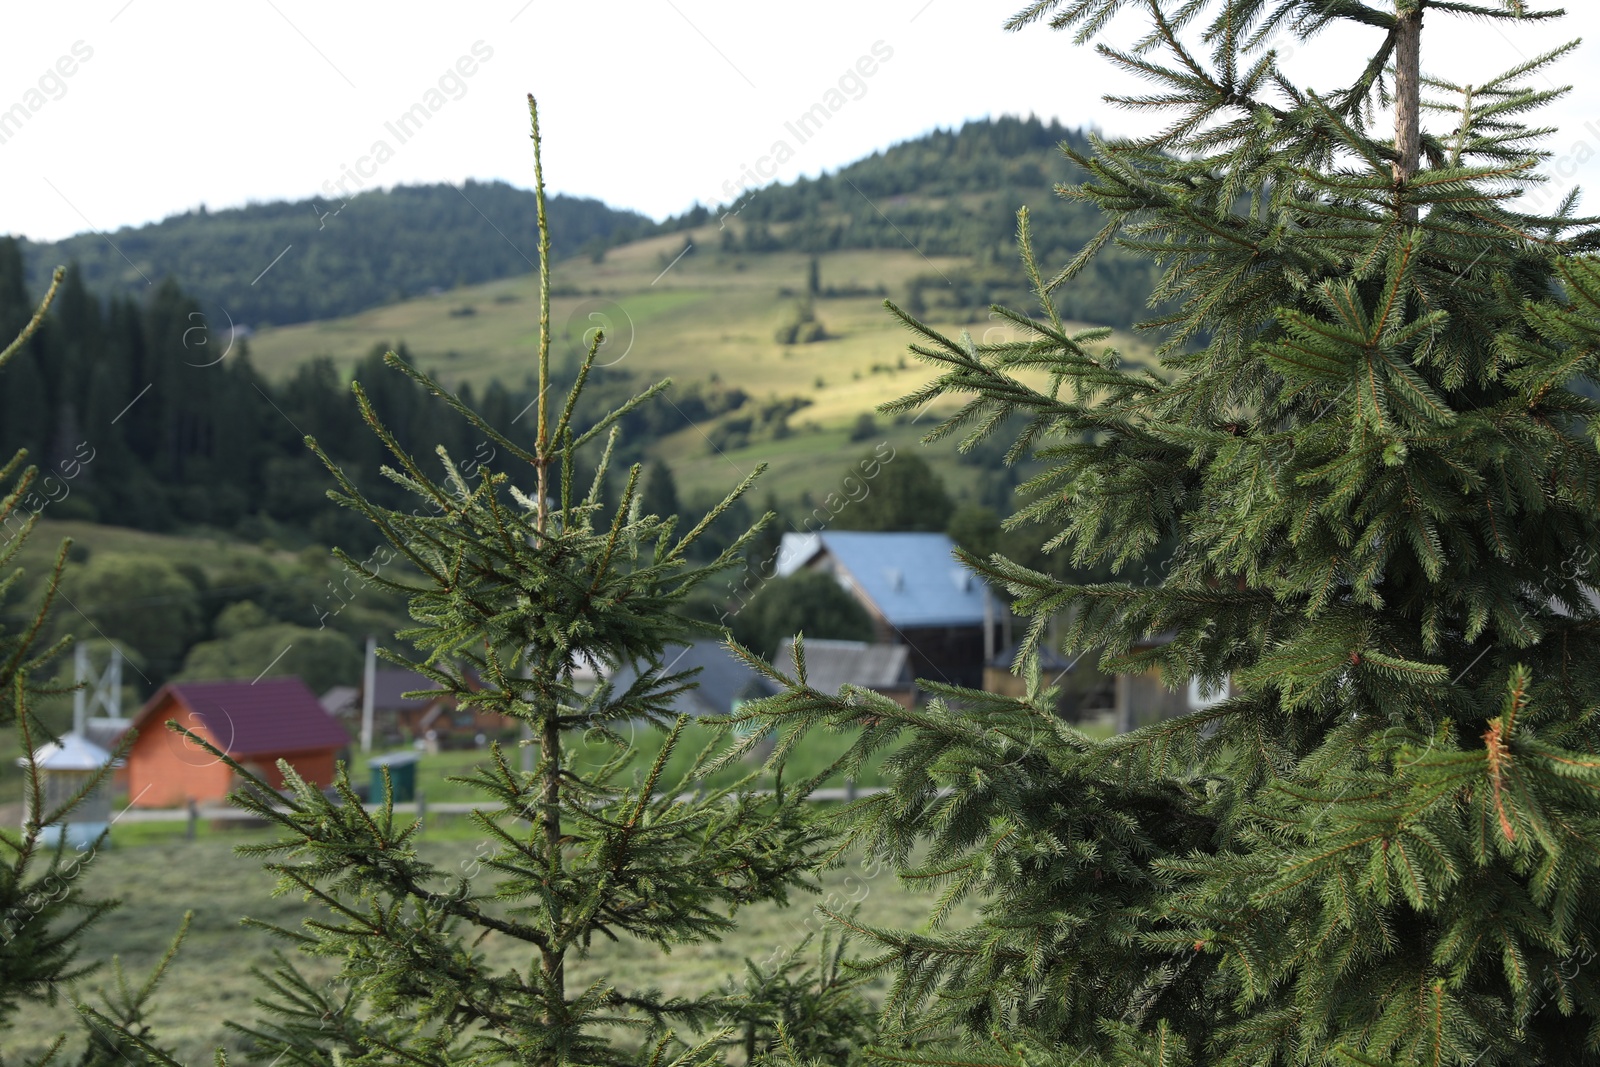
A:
246 228 1153 504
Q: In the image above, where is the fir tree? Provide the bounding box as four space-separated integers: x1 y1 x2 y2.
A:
640 459 681 523
737 3 1600 1065
152 98 843 1067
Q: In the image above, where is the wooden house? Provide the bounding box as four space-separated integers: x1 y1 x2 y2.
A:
776 531 993 689
125 677 350 807
593 640 778 718
774 638 916 708
322 666 514 746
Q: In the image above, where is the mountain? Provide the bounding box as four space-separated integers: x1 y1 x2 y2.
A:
666 114 1158 329
20 116 1160 336
18 182 651 328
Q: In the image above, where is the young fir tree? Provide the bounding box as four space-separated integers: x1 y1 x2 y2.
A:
146 98 839 1067
736 3 1600 1065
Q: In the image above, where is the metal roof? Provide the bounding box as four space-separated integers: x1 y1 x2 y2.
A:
135 676 351 758
21 732 114 771
774 639 911 694
777 531 988 628
600 640 776 719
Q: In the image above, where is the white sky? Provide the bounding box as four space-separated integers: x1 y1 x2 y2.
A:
2 1 1598 242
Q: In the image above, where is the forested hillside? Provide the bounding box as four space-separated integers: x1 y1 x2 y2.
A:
19 116 1160 335
18 181 650 327
693 114 1160 327
0 240 742 549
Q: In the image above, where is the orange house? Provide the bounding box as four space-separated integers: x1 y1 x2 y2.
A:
126 677 350 808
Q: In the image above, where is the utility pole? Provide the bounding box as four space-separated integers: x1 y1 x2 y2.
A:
72 642 88 736
361 635 376 753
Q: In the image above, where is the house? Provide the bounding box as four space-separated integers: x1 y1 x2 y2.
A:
19 733 115 848
774 638 915 708
321 667 514 745
776 531 993 689
125 677 350 807
983 642 1112 720
596 639 777 719
984 634 1227 732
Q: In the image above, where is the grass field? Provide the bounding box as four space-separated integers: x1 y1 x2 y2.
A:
5 817 970 1063
245 229 1155 503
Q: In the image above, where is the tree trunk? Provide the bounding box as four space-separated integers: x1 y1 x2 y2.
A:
540 705 565 1062
1393 2 1423 220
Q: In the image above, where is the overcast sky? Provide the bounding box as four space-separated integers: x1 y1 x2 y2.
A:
3 1 1599 243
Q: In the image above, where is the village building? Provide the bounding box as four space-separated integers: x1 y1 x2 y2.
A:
125 677 349 808
321 665 515 746
774 638 915 708
776 531 993 689
984 635 1230 731
594 639 778 718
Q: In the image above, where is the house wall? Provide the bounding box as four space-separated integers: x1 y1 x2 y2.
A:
899 625 986 690
235 748 338 792
126 699 233 807
1124 669 1193 727
806 559 986 690
128 698 342 808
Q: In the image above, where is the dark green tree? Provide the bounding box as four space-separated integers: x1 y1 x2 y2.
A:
57 555 202 682
640 459 681 522
832 453 952 532
944 503 1001 562
737 3 1600 1065
178 621 360 694
848 414 878 443
731 571 876 659
153 98 844 1067
0 268 95 1062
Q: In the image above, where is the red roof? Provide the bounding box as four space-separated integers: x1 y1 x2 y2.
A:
135 677 350 757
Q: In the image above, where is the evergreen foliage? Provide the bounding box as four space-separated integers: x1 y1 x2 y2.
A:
831 453 953 533
145 99 849 1067
737 2 1600 1065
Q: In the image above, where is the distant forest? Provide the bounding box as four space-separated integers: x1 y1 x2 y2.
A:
0 241 754 553
19 182 650 328
20 116 1162 334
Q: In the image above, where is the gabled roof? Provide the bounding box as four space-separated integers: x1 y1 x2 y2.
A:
22 732 113 771
320 669 451 718
319 685 360 716
370 667 448 712
777 531 988 628
600 640 776 719
136 677 350 757
83 717 133 755
775 639 911 695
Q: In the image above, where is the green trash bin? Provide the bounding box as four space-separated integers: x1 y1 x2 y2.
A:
369 751 420 803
